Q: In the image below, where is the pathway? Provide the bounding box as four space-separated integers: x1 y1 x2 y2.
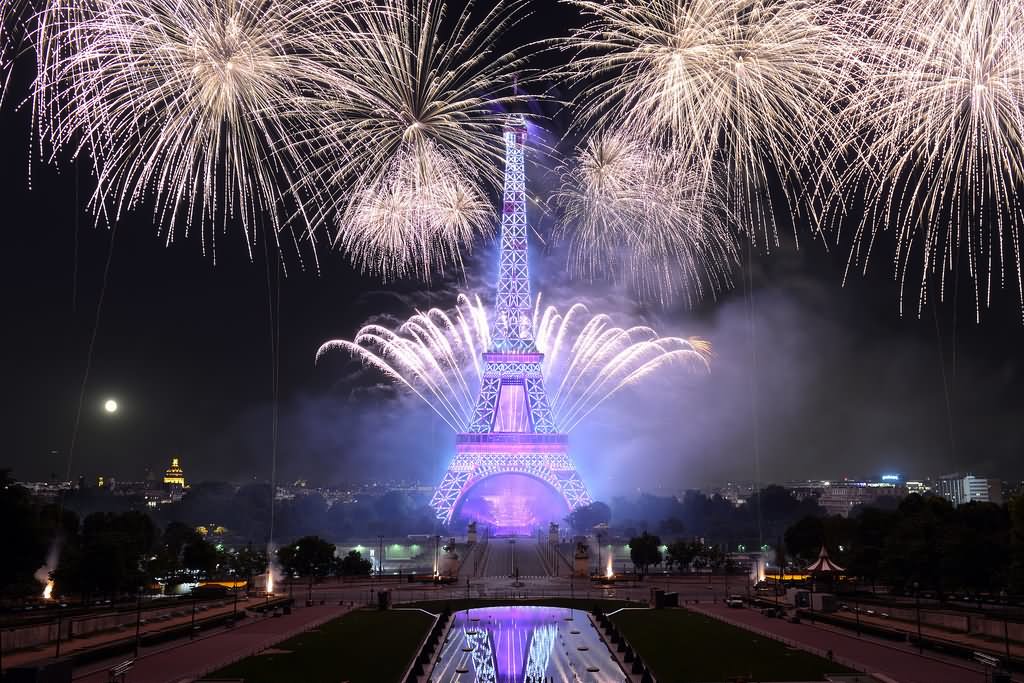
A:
694 602 1021 683
72 603 348 683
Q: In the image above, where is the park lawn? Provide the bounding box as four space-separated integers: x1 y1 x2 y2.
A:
612 608 857 682
208 608 433 683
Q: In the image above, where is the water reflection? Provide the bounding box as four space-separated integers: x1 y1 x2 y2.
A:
431 606 625 683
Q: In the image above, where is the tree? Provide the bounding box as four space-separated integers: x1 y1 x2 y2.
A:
566 501 611 532
1012 496 1024 594
278 536 336 597
57 511 158 598
182 536 219 578
665 540 699 573
785 516 825 564
628 532 662 576
846 507 893 590
230 544 267 581
338 550 372 576
879 494 952 593
0 471 53 598
698 544 725 574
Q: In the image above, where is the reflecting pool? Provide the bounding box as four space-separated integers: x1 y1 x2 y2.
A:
430 606 627 682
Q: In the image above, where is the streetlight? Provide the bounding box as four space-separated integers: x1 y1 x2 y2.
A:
190 590 197 639
855 592 861 637
913 581 922 654
54 606 64 658
433 535 440 577
378 535 385 579
133 586 143 658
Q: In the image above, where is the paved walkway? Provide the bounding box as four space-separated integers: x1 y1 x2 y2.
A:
694 603 1021 683
73 603 349 683
4 597 270 669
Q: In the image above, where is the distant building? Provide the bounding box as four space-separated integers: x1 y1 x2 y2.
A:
905 480 931 495
818 481 907 516
938 473 1002 506
21 480 73 501
1002 480 1024 499
163 457 186 487
703 481 755 506
937 473 966 505
785 477 907 516
962 475 1002 505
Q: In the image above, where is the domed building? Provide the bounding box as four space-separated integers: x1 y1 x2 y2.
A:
163 457 186 487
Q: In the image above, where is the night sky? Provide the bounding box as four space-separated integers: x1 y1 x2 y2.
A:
2 5 1023 496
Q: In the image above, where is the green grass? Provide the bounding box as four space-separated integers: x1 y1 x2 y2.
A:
207 609 433 683
405 596 638 614
612 608 857 682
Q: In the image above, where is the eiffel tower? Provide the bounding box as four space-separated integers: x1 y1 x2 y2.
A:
429 115 592 525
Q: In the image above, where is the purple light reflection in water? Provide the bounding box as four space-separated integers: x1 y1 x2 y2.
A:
453 607 560 683
433 606 626 682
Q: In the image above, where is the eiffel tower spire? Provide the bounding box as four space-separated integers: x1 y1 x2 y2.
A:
491 114 535 353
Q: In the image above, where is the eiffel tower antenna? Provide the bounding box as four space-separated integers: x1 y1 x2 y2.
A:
430 116 592 525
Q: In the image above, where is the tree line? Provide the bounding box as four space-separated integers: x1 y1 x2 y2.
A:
0 472 372 601
783 493 1024 596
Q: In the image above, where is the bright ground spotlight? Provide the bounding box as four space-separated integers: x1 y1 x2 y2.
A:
104 399 118 414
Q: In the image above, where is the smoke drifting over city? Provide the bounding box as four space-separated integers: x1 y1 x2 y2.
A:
171 238 1024 496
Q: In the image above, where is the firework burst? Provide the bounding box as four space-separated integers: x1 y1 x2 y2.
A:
296 0 531 280
552 0 860 248
821 0 1024 320
317 293 710 433
33 0 350 263
553 130 738 306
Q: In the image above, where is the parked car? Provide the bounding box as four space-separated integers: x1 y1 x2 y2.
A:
726 596 744 608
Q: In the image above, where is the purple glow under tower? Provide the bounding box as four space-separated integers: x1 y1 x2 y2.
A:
429 115 592 526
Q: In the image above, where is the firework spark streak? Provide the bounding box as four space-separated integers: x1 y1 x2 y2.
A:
0 0 35 102
33 0 351 263
820 0 1024 320
316 293 711 433
552 0 860 248
553 130 738 306
296 0 531 281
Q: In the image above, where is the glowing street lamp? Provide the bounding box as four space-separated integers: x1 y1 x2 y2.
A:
104 399 118 414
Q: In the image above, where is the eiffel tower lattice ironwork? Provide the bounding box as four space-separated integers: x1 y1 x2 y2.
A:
429 115 592 524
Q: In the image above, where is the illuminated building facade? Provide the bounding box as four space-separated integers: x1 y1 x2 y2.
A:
429 116 592 528
163 457 186 487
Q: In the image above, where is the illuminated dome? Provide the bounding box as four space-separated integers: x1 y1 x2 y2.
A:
163 457 185 487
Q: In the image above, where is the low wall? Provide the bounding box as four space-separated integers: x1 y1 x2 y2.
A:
1 601 227 652
860 604 1024 643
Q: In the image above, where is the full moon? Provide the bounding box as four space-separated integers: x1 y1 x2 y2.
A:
104 399 118 414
